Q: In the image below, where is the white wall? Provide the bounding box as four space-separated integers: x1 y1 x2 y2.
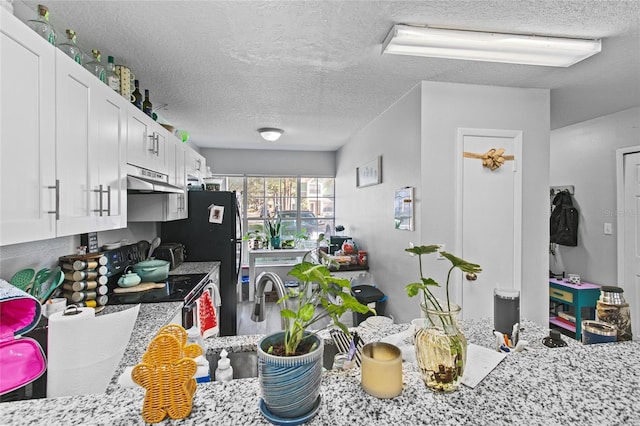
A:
0 223 158 281
201 148 335 176
336 84 423 322
419 81 550 326
550 107 640 285
336 81 550 326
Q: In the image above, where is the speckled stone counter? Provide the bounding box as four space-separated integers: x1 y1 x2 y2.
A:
2 310 639 425
100 302 183 393
168 261 220 276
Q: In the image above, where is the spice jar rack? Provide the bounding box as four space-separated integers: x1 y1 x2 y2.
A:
58 253 109 310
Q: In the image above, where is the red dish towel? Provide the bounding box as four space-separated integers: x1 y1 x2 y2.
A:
198 288 219 338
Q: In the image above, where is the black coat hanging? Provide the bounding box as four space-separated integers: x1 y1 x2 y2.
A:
550 190 579 246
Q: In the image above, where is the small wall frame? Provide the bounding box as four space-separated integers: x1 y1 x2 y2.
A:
356 156 382 188
394 187 414 231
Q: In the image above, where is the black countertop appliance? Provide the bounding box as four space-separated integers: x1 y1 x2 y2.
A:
161 191 241 336
329 235 352 255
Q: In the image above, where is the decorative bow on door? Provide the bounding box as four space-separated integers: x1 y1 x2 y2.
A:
463 148 515 171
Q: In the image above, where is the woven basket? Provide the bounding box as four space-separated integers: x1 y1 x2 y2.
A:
132 327 198 423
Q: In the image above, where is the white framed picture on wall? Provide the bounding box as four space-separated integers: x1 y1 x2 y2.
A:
356 156 382 188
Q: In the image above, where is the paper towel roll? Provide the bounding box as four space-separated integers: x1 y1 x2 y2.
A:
46 304 140 397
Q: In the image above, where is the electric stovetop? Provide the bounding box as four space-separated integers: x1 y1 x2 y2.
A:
106 273 207 305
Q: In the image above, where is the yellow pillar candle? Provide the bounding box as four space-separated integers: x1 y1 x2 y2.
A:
361 342 403 398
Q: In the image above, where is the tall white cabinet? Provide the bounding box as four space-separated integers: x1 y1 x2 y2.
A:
1 12 127 246
55 51 127 236
1 11 57 245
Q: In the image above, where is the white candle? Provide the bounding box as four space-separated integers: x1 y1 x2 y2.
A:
361 342 403 398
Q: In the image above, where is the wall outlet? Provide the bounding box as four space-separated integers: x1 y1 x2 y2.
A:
604 223 613 235
436 244 445 260
408 242 415 256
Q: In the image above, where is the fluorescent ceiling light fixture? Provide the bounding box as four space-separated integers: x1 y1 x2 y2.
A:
382 24 601 67
258 128 284 142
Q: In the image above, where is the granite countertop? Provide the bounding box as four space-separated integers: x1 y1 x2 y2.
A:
169 261 220 276
1 303 639 425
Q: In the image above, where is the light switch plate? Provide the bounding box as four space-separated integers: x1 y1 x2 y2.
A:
436 244 445 260
604 223 613 235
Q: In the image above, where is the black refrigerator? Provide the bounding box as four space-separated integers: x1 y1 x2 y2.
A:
161 191 241 336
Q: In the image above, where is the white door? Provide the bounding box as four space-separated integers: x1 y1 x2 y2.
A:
457 128 522 319
622 151 640 339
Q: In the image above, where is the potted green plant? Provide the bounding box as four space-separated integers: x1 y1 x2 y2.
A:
293 228 310 248
265 218 281 249
257 252 373 420
316 232 329 253
242 231 266 250
405 245 482 392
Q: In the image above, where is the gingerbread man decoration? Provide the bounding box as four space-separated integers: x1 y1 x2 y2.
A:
132 333 197 423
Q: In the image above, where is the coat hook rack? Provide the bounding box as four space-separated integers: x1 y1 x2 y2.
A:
550 185 575 197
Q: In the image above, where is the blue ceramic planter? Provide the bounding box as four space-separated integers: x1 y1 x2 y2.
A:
270 236 281 249
257 331 323 419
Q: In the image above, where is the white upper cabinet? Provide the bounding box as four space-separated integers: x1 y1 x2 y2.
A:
128 135 188 222
127 109 168 175
0 13 127 246
167 136 188 220
185 145 206 180
0 12 56 245
93 78 128 229
55 51 127 236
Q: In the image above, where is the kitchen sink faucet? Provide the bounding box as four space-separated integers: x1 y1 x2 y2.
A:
251 272 288 329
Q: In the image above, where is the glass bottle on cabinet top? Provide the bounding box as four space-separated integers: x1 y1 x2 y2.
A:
83 49 106 83
27 4 56 45
131 80 142 109
58 29 83 64
142 89 153 117
105 56 120 94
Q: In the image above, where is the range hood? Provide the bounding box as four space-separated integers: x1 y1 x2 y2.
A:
127 164 184 194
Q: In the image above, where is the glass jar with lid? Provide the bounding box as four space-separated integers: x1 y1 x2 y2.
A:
84 49 106 83
27 4 56 45
58 29 83 64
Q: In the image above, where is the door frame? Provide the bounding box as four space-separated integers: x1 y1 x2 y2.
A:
616 146 640 286
454 128 523 309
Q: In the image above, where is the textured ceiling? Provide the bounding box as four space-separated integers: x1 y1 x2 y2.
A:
18 0 640 151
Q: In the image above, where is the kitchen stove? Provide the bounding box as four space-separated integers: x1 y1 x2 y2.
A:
106 273 207 305
102 244 208 307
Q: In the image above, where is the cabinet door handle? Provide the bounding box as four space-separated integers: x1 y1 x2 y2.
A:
47 179 60 220
155 133 160 156
147 134 158 154
106 185 111 216
93 184 104 216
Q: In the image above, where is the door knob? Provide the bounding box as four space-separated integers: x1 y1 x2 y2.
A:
465 273 477 281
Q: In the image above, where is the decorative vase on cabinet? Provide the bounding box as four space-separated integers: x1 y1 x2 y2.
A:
414 303 467 392
270 236 281 250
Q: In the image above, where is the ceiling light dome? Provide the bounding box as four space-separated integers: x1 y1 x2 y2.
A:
258 128 284 142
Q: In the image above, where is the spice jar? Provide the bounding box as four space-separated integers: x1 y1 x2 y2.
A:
358 250 368 266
